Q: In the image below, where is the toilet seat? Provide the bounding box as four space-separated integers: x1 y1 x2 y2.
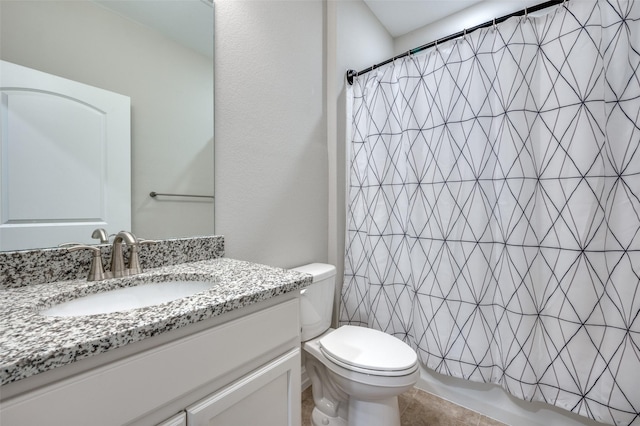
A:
319 325 418 377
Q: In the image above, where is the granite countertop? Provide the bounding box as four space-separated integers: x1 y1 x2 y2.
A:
0 258 312 386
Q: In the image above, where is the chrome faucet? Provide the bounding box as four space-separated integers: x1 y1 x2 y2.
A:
64 230 156 281
110 231 137 278
91 228 111 244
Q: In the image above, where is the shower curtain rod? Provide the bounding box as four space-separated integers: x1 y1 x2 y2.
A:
346 0 567 85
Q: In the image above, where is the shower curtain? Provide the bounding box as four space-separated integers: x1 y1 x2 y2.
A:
341 1 640 425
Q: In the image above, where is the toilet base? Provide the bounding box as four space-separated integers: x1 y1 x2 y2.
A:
309 396 401 426
348 396 401 426
311 406 347 426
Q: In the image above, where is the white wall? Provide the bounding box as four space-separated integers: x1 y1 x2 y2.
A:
394 0 548 54
0 0 214 242
214 0 327 268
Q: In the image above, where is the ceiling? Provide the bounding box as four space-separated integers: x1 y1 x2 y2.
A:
363 0 484 38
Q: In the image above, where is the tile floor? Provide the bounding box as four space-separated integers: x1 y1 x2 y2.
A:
301 386 507 426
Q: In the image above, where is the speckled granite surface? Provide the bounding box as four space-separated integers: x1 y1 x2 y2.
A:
0 257 312 386
0 235 225 289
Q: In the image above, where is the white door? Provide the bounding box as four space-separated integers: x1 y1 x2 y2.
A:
0 60 130 251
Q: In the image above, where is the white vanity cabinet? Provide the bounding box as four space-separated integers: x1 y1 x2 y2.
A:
0 296 301 426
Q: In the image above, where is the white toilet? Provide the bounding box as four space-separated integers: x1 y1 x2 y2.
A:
293 263 419 426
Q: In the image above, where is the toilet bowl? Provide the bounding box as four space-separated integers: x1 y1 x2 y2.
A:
293 264 419 426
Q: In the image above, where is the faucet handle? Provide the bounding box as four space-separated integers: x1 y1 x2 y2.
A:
137 238 158 246
58 242 84 248
127 239 157 275
65 244 106 281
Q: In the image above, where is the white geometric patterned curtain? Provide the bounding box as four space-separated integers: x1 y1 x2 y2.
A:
341 1 640 424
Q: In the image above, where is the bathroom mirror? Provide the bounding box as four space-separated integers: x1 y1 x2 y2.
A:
0 0 214 251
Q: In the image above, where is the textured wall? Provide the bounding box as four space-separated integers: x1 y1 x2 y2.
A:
394 0 545 54
214 0 327 268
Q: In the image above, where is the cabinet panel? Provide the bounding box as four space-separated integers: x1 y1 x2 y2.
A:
157 412 186 426
186 349 301 426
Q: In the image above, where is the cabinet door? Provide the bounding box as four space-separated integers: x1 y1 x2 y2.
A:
186 349 301 426
157 412 186 426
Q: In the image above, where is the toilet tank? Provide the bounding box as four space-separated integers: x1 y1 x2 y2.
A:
292 263 336 341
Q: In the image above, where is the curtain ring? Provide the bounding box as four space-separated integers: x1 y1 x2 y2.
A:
463 28 467 39
524 7 528 20
492 18 497 31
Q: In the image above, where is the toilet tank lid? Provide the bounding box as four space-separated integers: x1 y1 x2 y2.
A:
291 263 336 281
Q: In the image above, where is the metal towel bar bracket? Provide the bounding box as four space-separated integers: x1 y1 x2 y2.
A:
149 191 214 199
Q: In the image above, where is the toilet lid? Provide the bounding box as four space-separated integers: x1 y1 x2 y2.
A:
319 325 417 373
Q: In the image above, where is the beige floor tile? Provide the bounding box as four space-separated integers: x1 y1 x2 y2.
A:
477 415 508 426
301 387 314 426
302 386 490 426
399 386 419 416
408 389 481 425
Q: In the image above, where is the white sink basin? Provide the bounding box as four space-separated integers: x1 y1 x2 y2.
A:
41 280 216 317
